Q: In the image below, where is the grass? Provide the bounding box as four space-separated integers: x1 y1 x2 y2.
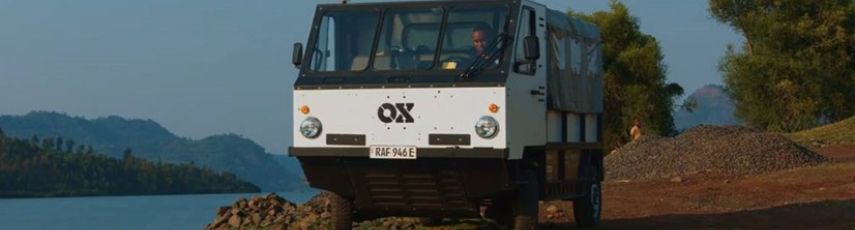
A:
787 116 855 145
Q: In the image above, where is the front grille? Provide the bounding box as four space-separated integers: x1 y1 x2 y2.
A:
356 170 473 210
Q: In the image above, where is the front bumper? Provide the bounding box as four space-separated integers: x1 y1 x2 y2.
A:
293 150 513 219
289 147 507 158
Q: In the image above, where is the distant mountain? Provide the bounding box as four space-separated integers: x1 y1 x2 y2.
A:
674 85 740 130
0 133 259 198
0 111 303 192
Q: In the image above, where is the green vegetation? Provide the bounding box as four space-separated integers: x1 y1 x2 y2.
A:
570 1 685 148
710 0 855 132
0 111 302 192
788 116 855 145
0 131 259 197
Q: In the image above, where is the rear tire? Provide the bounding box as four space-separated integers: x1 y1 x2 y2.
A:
573 166 601 228
330 193 354 230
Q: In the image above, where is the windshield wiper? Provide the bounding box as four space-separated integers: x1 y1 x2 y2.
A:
459 33 510 79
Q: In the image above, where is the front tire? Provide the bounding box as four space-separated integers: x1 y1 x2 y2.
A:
573 167 602 228
330 193 354 230
512 170 539 230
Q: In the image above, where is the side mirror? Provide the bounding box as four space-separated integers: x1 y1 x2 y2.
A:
523 36 540 60
292 42 304 68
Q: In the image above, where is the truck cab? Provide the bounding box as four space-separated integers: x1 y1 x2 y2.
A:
289 1 603 229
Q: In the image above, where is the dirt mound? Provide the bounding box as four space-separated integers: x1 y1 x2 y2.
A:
605 125 827 181
206 192 428 230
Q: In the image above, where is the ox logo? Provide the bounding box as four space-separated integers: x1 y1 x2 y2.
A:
378 103 414 123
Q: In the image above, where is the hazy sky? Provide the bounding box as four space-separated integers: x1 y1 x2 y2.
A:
0 0 742 154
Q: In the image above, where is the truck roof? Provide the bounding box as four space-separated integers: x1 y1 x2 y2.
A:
317 0 516 8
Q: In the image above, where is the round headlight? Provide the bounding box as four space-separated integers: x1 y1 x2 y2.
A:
300 117 322 138
474 116 499 138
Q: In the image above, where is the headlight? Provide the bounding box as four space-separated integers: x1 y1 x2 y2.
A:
300 117 322 138
474 116 499 138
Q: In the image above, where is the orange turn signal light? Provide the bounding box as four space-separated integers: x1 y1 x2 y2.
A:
488 103 499 113
299 105 310 114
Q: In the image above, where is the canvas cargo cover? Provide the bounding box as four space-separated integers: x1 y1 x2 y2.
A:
545 9 603 113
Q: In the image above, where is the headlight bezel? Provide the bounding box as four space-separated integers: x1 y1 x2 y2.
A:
299 116 323 139
474 116 500 139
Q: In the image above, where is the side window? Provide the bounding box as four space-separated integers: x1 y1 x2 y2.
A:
513 8 536 74
313 15 336 71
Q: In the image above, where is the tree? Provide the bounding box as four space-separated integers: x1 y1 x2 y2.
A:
56 137 64 152
66 140 75 153
571 1 684 148
710 0 855 131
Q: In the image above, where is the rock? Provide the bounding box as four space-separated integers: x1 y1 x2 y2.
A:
209 212 231 229
273 214 288 224
227 215 242 228
216 206 229 216
546 204 558 213
670 176 683 183
250 213 262 225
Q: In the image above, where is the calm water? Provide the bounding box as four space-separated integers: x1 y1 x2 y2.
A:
0 191 318 230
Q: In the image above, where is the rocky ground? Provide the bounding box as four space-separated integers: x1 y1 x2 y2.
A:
208 125 854 229
206 192 473 230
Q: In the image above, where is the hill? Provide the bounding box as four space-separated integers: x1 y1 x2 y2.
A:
787 116 855 145
0 111 302 192
674 85 739 130
0 132 259 197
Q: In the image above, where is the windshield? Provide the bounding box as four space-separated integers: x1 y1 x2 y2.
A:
308 6 509 73
310 10 380 72
375 8 443 71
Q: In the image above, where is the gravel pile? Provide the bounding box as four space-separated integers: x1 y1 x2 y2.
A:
605 125 827 181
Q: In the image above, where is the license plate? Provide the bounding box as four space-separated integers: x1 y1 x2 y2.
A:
369 145 417 159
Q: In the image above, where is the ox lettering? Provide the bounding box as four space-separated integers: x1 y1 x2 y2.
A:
377 103 414 123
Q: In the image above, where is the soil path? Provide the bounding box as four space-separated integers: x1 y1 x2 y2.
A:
540 146 855 229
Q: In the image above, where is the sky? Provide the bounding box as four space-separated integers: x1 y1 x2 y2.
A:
0 0 742 155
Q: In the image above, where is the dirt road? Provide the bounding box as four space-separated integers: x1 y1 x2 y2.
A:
540 145 855 229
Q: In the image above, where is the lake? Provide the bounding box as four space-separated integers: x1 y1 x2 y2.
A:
0 191 318 230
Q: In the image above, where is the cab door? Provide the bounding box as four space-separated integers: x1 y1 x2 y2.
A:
505 2 547 160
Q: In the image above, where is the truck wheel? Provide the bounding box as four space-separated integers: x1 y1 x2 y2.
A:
573 167 601 228
512 170 539 230
330 193 354 230
484 199 511 226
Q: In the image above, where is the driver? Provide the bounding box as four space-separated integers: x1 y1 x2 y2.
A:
459 25 499 69
471 25 495 58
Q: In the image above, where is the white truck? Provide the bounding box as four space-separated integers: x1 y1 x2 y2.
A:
289 1 603 229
